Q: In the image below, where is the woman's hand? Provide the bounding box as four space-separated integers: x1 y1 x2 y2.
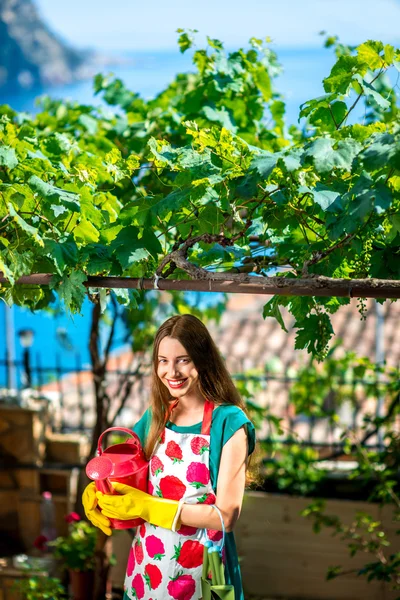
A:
82 482 112 536
96 483 182 531
95 483 142 520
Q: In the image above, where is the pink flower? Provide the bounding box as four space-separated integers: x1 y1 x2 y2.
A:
65 512 81 523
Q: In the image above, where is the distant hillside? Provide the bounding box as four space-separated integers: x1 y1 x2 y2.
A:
0 0 90 90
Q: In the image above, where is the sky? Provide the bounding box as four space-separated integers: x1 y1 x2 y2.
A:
35 0 400 51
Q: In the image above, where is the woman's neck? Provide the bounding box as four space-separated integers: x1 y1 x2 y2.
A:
174 393 205 413
168 392 206 426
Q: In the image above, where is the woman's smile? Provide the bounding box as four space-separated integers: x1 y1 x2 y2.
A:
167 378 188 389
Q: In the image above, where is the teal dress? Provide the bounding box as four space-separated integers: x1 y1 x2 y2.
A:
123 404 256 600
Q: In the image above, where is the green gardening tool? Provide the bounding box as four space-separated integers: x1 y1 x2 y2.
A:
201 506 235 600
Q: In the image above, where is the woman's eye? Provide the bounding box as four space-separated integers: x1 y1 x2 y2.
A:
158 358 189 363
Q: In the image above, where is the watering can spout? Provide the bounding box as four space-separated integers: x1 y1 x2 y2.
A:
86 456 114 494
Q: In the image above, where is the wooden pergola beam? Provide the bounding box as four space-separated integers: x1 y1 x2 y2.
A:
1 273 400 298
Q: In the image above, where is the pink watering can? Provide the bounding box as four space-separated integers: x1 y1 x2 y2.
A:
86 427 149 530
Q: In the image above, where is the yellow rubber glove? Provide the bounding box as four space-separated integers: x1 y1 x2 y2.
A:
82 482 112 536
96 482 183 531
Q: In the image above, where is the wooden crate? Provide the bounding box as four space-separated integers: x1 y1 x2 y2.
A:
235 491 399 600
17 494 70 550
0 469 39 494
17 468 80 550
38 467 79 497
0 406 49 464
45 433 89 465
0 460 81 552
0 466 80 497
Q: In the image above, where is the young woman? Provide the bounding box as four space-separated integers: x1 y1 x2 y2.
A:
83 314 255 600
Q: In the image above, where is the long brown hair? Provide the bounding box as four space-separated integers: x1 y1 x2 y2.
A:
144 314 249 460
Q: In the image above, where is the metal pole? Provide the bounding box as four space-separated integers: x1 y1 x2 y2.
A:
4 304 17 390
36 352 43 392
75 351 85 432
55 352 65 433
1 273 400 299
22 348 32 388
375 300 385 449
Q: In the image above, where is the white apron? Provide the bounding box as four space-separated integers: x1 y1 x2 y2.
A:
124 399 221 600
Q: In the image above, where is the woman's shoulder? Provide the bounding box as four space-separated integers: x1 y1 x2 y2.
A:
211 403 252 430
212 403 247 419
212 403 256 453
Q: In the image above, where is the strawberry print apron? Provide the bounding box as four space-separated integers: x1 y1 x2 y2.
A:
124 400 221 600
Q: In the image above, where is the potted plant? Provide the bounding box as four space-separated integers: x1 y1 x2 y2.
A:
49 513 97 600
13 575 66 600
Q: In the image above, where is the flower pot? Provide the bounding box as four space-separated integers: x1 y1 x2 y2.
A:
69 569 95 600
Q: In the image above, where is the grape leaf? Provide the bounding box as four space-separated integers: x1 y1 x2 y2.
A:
263 296 288 332
28 175 81 212
8 203 44 246
353 74 391 110
323 55 361 94
0 146 18 170
110 226 150 269
49 270 87 313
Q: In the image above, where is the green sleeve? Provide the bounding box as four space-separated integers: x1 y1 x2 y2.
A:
209 405 256 491
132 408 152 446
217 405 256 455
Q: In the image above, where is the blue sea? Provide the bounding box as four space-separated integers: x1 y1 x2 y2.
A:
4 47 337 123
0 45 343 384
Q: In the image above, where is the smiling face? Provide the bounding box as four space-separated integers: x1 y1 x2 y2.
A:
157 336 200 398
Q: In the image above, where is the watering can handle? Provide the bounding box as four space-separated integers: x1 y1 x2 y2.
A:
97 427 141 456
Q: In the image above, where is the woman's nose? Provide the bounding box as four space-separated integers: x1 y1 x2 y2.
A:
167 363 180 377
